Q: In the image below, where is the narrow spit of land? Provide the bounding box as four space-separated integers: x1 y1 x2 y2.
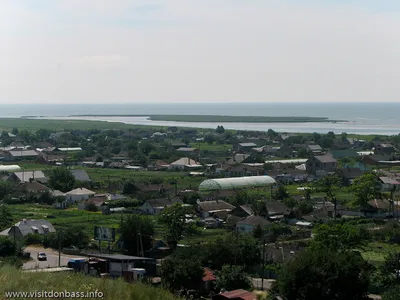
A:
69 114 345 123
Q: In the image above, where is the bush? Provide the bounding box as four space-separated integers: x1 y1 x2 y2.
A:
24 233 43 246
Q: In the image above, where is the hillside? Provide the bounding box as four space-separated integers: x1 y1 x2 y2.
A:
0 266 179 300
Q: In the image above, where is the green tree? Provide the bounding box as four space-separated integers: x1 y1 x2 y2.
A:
215 265 252 292
43 226 89 250
204 135 215 144
251 200 269 217
283 198 297 210
0 181 12 201
253 224 264 240
382 285 400 300
48 167 76 192
274 185 289 200
216 125 225 134
11 128 18 135
204 234 261 270
0 236 16 256
351 173 381 206
311 223 369 252
382 252 400 280
119 215 154 256
161 256 204 292
295 202 313 217
314 175 342 219
0 204 13 231
159 203 195 242
272 248 372 300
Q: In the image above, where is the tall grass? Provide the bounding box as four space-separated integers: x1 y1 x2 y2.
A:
0 266 179 300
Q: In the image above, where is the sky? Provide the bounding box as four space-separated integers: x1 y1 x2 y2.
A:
1 0 400 104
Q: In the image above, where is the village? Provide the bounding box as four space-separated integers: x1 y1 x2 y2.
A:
1 125 400 299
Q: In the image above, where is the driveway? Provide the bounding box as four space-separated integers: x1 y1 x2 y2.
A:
23 246 86 270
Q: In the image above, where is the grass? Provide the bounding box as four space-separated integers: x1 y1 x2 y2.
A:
361 242 400 267
0 266 179 300
190 142 232 152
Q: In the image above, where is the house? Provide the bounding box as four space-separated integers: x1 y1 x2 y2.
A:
78 197 107 211
374 144 396 155
65 188 95 203
36 153 64 165
361 154 391 166
202 268 216 292
362 199 392 218
7 170 48 184
238 142 258 151
140 198 182 215
176 147 198 155
4 150 39 161
71 169 91 182
302 207 334 223
236 215 272 233
225 154 250 165
149 160 170 170
169 157 202 170
224 164 264 178
276 145 294 158
306 144 323 154
306 155 338 174
15 181 49 193
335 167 365 185
0 219 55 239
213 290 257 300
265 202 292 220
197 200 235 218
229 205 253 218
379 177 400 192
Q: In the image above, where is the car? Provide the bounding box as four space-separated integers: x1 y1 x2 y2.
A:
37 252 47 261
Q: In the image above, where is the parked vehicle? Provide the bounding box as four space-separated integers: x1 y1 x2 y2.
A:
37 252 47 261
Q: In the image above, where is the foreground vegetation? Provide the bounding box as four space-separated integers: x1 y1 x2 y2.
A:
0 266 179 300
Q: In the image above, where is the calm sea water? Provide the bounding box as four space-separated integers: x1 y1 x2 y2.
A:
1 102 399 135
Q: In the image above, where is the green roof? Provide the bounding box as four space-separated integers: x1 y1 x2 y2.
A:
199 176 276 191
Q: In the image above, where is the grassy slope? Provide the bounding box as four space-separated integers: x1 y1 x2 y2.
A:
0 266 178 300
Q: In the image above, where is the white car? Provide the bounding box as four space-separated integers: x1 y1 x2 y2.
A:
37 252 47 261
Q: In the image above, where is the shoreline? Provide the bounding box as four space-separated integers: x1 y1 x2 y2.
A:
66 114 345 123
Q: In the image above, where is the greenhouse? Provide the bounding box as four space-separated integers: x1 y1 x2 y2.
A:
199 176 276 191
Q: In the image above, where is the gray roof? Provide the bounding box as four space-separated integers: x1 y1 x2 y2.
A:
8 150 38 157
237 215 271 226
239 143 258 147
71 169 91 182
0 219 55 237
197 200 235 212
87 253 154 261
308 145 322 150
314 155 337 163
11 171 47 183
379 177 400 185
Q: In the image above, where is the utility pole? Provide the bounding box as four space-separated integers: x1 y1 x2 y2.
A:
261 238 266 291
58 231 62 267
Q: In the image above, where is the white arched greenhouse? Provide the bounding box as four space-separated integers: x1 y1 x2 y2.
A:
199 176 276 191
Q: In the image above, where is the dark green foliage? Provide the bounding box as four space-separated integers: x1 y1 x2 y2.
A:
24 233 43 246
351 173 382 206
295 202 313 217
274 185 289 200
215 265 252 292
272 248 373 300
48 167 76 192
161 256 204 292
43 226 89 249
0 181 12 201
216 125 225 134
251 200 268 217
310 223 370 251
0 236 16 257
0 256 23 268
119 215 154 256
159 203 195 242
0 205 13 231
122 181 138 195
382 285 400 300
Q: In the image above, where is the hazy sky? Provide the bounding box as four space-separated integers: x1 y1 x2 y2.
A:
1 0 400 104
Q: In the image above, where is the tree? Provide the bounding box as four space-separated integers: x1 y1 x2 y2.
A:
310 223 369 252
204 135 215 145
11 128 18 135
161 256 204 292
272 248 373 300
267 129 278 139
0 181 12 201
215 265 252 292
274 185 289 200
251 200 268 217
48 167 75 192
43 226 90 249
216 125 225 134
159 203 195 242
119 215 154 256
122 180 138 195
295 202 313 217
351 173 381 207
0 236 16 256
0 204 13 231
203 234 261 270
283 198 297 210
382 285 400 300
382 252 400 280
314 175 342 220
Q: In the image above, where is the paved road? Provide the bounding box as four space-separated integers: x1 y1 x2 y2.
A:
23 246 86 270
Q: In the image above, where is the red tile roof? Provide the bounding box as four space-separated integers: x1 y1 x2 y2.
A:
220 289 256 300
203 268 216 281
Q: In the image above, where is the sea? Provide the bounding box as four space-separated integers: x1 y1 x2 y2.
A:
0 102 399 135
